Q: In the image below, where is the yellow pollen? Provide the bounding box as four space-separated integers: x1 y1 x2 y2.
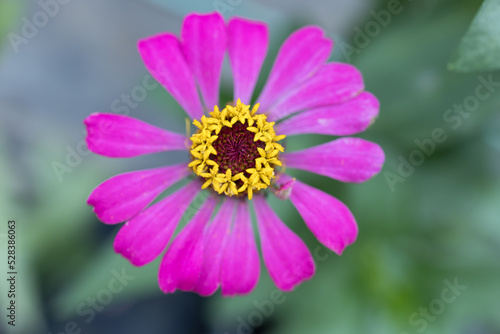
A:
189 99 285 200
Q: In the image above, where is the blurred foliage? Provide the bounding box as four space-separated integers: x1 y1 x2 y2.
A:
0 1 21 43
449 0 500 72
1 0 500 333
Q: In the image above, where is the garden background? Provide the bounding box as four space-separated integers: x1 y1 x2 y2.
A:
1 0 500 333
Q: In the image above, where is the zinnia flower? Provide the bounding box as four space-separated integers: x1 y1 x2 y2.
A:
84 12 385 296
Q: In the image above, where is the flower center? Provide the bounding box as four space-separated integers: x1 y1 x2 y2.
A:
212 122 264 174
188 99 285 199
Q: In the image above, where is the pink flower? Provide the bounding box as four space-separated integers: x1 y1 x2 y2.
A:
84 12 385 296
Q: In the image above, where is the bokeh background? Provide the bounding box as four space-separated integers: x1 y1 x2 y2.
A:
1 0 500 333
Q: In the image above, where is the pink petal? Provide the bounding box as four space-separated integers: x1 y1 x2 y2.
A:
221 200 260 296
280 175 358 254
228 17 269 104
158 196 218 293
269 63 365 121
193 198 235 296
88 164 190 224
84 113 186 158
253 195 315 291
257 26 332 112
283 137 385 183
138 33 204 120
276 92 379 136
182 12 226 110
113 180 200 266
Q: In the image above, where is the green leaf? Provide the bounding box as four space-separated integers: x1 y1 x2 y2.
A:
448 0 500 72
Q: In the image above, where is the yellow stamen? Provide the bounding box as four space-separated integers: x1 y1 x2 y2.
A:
189 99 285 199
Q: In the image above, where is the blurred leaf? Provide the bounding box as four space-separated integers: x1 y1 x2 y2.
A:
448 0 500 72
0 156 47 334
351 0 500 166
52 236 161 319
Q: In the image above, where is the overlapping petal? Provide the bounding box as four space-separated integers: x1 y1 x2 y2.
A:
279 175 358 254
182 12 226 110
220 200 260 296
277 92 379 136
283 137 385 183
84 113 186 157
138 33 204 119
158 196 217 293
88 164 190 224
268 63 364 121
193 198 235 296
228 17 269 104
113 180 200 266
254 196 315 291
257 26 333 111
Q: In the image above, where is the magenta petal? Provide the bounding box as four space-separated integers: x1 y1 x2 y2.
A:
269 63 365 121
84 113 186 158
182 12 226 110
88 164 190 224
283 137 385 183
113 180 200 266
277 92 379 136
192 198 235 296
253 196 315 291
281 175 358 254
158 196 217 293
138 33 204 120
257 26 332 111
228 17 269 104
221 200 260 296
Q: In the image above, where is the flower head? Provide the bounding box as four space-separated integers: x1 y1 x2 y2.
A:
189 99 284 199
84 12 385 296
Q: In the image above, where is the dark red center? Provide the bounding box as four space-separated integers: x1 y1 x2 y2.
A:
210 122 265 175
